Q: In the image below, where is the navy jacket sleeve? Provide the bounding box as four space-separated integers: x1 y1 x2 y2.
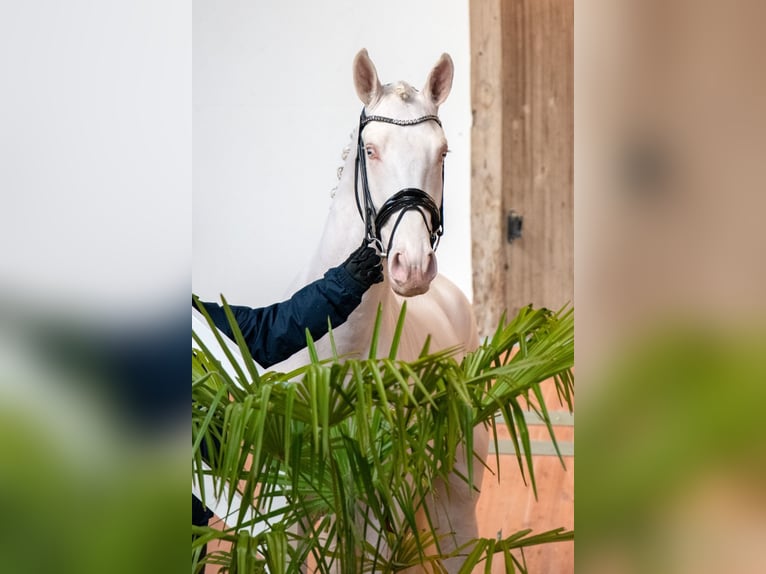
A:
194 265 367 368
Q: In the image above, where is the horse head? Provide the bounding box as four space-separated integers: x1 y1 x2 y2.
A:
352 49 453 297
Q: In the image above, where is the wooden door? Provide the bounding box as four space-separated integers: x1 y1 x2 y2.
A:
470 1 574 572
471 0 573 333
502 0 573 318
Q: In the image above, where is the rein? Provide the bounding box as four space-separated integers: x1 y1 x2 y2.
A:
354 109 445 257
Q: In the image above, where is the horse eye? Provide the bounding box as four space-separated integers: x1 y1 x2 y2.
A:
365 146 377 159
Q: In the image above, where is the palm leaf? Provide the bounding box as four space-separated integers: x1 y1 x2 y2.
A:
192 299 574 572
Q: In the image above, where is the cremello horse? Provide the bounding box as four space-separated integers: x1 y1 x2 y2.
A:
277 49 488 573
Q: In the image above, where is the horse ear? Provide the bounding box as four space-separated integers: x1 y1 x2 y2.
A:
353 49 383 106
423 53 454 107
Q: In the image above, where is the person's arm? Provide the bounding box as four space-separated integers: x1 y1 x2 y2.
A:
194 244 382 368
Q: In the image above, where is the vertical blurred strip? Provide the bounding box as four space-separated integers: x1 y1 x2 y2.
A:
0 1 190 573
576 0 766 572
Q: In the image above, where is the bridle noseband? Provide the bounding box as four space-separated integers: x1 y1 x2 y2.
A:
354 109 445 257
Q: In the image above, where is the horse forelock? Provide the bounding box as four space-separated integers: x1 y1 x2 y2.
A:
385 81 417 102
372 81 434 117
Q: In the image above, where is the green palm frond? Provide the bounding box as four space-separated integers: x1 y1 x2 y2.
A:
192 301 574 573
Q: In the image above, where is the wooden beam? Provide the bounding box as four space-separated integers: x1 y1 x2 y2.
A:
503 0 574 315
470 0 507 337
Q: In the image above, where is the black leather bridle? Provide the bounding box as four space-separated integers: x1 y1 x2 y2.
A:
354 109 445 257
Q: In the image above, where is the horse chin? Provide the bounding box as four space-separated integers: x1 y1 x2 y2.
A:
390 281 431 298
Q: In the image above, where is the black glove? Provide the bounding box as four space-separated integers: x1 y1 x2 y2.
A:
342 243 384 288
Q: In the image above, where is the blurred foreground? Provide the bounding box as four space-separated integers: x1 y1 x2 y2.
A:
577 1 766 572
0 303 189 574
0 2 189 571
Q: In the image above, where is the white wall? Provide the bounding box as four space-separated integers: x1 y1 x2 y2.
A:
193 1 473 308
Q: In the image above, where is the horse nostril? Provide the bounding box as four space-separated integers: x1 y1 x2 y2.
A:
389 251 410 283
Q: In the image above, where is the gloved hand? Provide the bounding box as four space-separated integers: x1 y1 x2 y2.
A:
342 242 384 288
